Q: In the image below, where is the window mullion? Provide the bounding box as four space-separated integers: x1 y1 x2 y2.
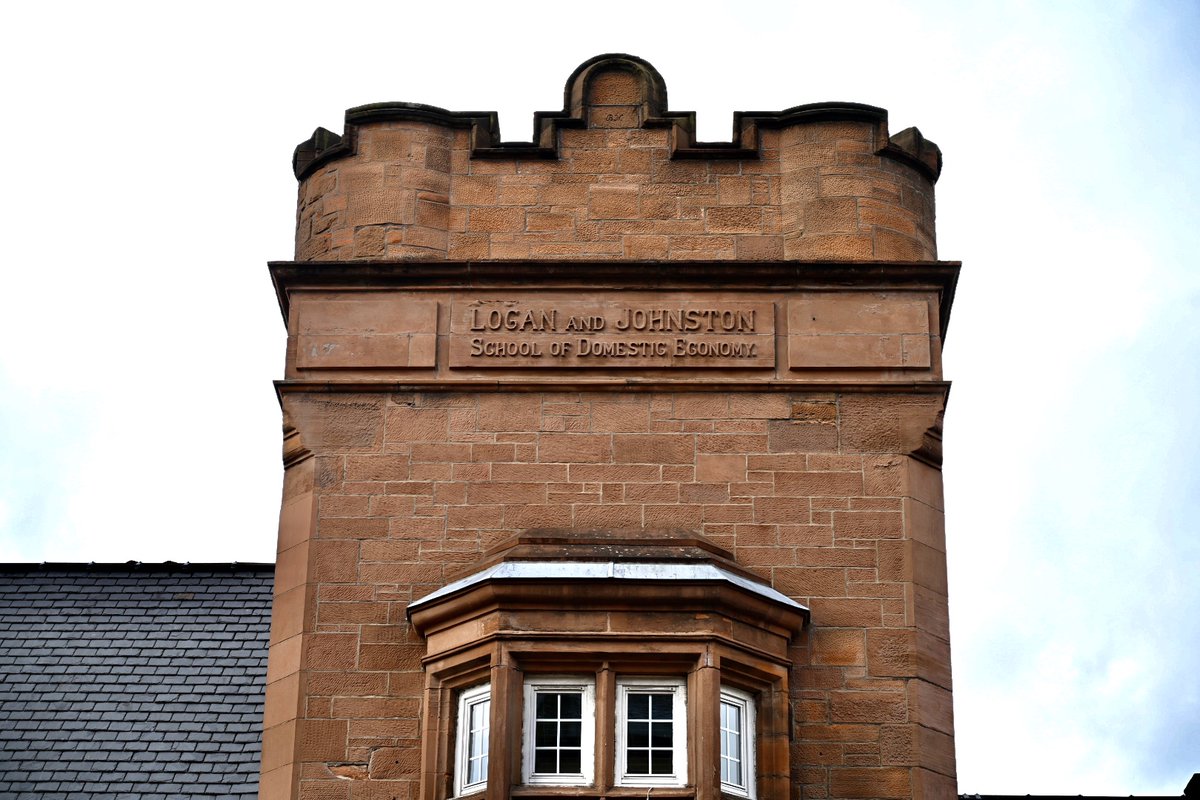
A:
595 664 616 792
693 666 721 800
489 663 522 800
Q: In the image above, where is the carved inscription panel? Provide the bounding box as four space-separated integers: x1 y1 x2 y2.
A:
449 300 775 369
284 290 940 379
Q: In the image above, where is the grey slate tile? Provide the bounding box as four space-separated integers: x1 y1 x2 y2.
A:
0 564 273 797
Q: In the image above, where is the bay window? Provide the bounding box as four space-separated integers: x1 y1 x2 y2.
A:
413 532 808 800
453 675 761 798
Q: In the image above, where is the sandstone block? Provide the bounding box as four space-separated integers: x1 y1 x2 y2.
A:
589 186 640 219
830 690 907 724
467 207 524 232
297 719 348 762
368 746 422 780
613 433 694 464
767 420 838 453
706 206 763 233
868 629 919 677
811 629 866 667
830 767 912 799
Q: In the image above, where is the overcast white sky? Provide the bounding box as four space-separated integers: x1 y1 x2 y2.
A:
2 0 1197 794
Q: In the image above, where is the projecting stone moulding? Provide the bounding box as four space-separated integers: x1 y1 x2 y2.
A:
270 260 958 386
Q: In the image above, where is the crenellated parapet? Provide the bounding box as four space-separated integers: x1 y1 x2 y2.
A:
295 54 940 179
292 54 941 262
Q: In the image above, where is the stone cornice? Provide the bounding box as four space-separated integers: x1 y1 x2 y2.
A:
274 381 951 474
293 53 942 181
269 259 960 338
274 380 953 397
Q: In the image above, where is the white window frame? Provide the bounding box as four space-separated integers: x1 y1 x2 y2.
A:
522 676 596 786
454 683 491 797
719 686 756 799
615 677 688 787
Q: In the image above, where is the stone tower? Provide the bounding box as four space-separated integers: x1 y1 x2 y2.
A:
262 54 957 800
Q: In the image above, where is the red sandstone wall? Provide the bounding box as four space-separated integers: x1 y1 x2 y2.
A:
264 390 954 800
264 56 956 800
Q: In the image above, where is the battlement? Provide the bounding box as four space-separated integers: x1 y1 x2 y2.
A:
294 54 941 181
290 54 942 263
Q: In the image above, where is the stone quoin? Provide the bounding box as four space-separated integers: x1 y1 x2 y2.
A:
263 54 959 800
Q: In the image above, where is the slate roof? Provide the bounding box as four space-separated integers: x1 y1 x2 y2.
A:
0 562 274 799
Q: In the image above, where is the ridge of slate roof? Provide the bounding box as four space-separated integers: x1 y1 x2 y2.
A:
0 562 275 798
0 560 274 572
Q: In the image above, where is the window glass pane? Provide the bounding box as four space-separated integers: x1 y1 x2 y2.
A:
534 749 557 773
535 720 557 747
561 693 582 718
650 750 673 774
469 757 486 784
472 704 488 755
628 693 649 718
627 721 649 747
536 693 557 718
650 721 672 747
627 750 649 774
471 699 489 731
560 721 581 747
651 694 672 719
560 750 581 773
